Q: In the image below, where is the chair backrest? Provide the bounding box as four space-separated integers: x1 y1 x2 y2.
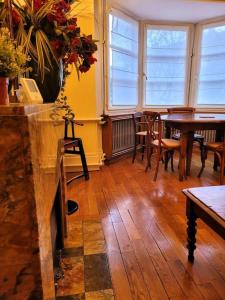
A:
132 112 144 134
145 112 162 143
132 111 160 135
167 107 195 114
143 111 159 122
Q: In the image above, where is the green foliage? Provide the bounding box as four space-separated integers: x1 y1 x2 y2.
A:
0 27 30 78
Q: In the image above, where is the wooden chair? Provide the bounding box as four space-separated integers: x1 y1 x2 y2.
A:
145 113 181 181
132 111 158 163
167 107 204 163
198 140 225 184
63 116 89 183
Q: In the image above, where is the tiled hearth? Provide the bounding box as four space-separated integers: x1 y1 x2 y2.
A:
56 220 114 299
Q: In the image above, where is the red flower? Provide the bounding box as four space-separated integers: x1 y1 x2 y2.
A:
71 37 81 47
67 25 76 31
47 10 67 25
87 55 97 65
33 0 43 11
67 52 78 64
51 40 62 50
69 18 77 26
79 64 90 73
11 9 20 26
56 0 70 12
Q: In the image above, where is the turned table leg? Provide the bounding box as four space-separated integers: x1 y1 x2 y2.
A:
186 199 197 262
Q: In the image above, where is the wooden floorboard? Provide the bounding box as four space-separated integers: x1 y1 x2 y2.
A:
67 152 225 300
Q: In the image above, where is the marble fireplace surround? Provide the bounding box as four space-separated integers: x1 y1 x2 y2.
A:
0 104 66 300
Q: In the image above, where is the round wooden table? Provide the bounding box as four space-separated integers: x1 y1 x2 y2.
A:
161 113 225 181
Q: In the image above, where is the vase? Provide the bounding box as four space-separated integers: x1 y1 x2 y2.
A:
0 77 9 105
29 59 63 103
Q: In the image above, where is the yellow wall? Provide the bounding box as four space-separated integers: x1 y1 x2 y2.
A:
65 16 97 118
64 1 103 170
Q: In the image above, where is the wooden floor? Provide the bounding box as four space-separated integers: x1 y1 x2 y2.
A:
67 152 225 300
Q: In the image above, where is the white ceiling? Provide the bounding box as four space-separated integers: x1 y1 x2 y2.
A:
111 0 225 23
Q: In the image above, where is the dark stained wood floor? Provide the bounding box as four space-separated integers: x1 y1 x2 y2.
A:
67 152 225 300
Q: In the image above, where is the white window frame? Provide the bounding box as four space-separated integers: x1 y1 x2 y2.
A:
191 19 225 109
105 8 140 112
142 23 193 109
104 8 225 113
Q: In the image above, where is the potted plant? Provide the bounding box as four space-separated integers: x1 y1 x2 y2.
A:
0 27 29 105
1 0 98 103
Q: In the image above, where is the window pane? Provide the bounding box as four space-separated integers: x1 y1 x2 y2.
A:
109 13 139 106
144 28 188 106
197 25 225 105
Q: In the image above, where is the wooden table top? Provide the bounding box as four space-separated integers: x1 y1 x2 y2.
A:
183 186 225 225
161 113 225 123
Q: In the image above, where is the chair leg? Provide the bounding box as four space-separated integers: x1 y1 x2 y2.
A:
213 154 219 171
170 150 174 172
132 135 137 163
141 136 145 161
153 147 161 181
78 139 89 180
198 139 205 166
165 152 169 171
145 147 153 172
198 148 207 178
219 153 224 184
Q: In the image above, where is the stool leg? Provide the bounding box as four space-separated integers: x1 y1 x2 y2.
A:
78 139 89 180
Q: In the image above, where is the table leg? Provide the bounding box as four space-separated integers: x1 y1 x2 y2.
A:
186 199 197 262
179 132 188 181
186 131 194 176
214 129 224 170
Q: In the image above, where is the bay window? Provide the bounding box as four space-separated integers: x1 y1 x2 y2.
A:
106 9 225 110
108 11 139 107
196 23 225 106
144 26 190 107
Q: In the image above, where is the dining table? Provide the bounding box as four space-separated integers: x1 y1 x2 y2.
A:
161 113 225 181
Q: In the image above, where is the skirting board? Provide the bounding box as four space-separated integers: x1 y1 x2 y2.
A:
39 152 104 172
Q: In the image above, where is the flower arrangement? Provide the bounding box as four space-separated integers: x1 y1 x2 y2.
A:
1 0 98 81
0 27 29 78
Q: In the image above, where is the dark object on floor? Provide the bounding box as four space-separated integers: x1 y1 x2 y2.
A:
67 200 79 215
63 116 89 183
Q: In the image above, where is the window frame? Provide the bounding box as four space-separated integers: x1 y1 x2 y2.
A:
191 20 225 109
104 8 225 113
142 22 194 109
105 8 140 112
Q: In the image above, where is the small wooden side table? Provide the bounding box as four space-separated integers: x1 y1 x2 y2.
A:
183 186 225 262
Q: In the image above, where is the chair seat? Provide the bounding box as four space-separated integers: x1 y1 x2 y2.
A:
173 132 204 140
64 138 79 149
136 131 158 136
206 142 223 151
136 130 147 136
152 138 180 149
